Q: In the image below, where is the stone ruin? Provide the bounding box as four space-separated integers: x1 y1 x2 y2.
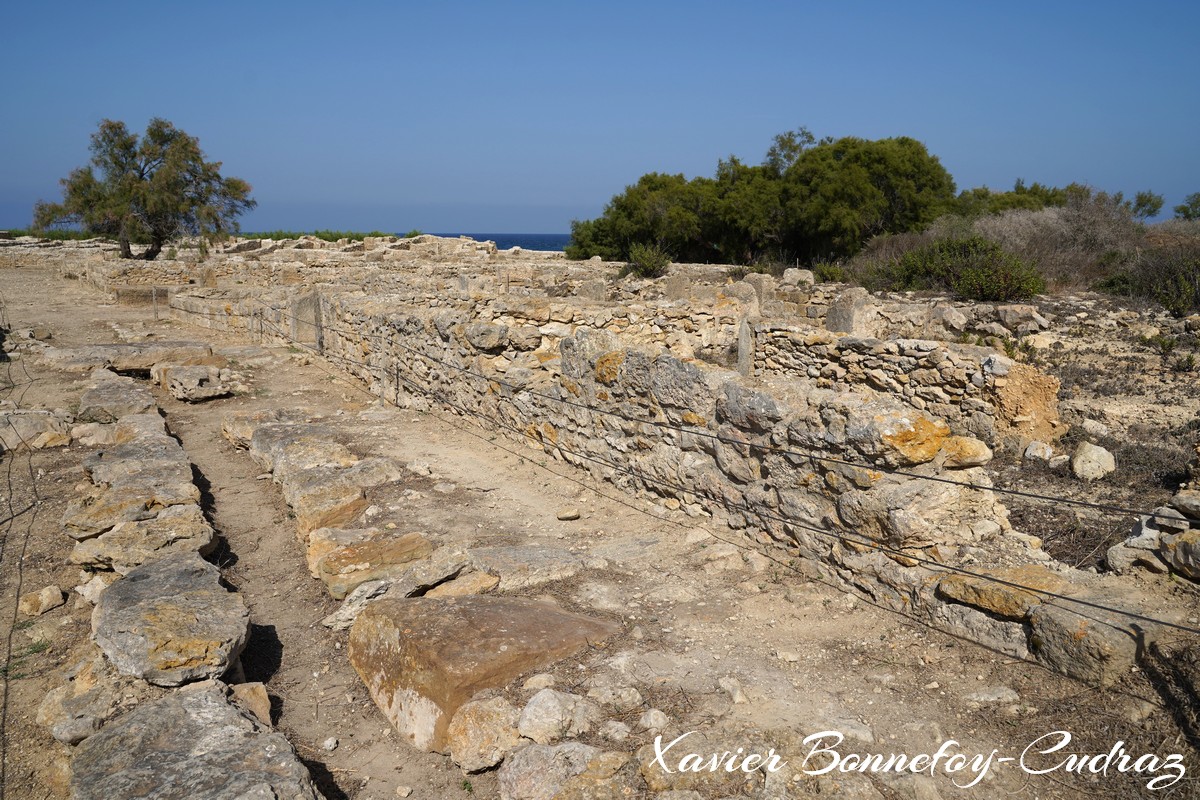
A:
4 233 1198 798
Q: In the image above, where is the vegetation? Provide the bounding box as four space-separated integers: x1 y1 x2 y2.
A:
3 227 101 241
567 128 956 265
864 235 1045 301
243 229 396 242
620 242 671 278
1175 192 1200 221
1096 240 1200 316
33 118 255 260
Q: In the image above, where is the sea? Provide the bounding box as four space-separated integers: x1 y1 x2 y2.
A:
430 233 571 252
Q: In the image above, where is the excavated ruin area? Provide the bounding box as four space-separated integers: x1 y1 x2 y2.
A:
1 236 1199 800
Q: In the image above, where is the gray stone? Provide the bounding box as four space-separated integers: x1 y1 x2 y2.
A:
518 689 602 744
77 373 157 423
498 742 601 800
1159 531 1200 580
41 342 214 373
70 681 321 800
36 655 160 745
1071 442 1115 480
92 553 249 686
826 288 878 335
447 696 522 773
468 545 584 591
153 364 231 402
0 409 71 451
1106 543 1167 575
781 268 815 287
321 547 470 630
1023 441 1053 463
70 504 216 574
465 322 509 352
965 686 1019 703
1029 597 1153 685
1169 490 1200 520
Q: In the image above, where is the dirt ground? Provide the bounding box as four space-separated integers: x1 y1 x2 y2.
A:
2 258 1199 800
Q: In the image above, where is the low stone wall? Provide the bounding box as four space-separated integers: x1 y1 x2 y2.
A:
749 321 1066 448
170 285 1182 685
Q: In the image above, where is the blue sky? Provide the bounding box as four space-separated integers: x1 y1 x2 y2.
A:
2 1 1197 233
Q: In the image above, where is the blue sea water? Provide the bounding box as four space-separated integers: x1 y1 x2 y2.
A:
429 233 571 252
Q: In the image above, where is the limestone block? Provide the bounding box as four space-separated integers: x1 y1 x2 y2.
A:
92 553 249 686
348 596 619 752
70 681 321 800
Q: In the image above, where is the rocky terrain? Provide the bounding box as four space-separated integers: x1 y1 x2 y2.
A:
1 235 1198 799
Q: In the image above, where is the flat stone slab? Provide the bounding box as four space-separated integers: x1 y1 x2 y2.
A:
70 504 216 574
70 680 322 800
92 553 249 687
41 342 214 372
77 373 157 423
349 596 620 752
308 528 435 599
468 545 586 591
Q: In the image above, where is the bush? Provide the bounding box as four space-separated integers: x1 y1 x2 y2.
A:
1097 243 1200 316
875 236 1045 301
621 242 671 279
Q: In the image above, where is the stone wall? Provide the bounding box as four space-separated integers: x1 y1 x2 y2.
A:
169 283 1177 685
749 321 1066 448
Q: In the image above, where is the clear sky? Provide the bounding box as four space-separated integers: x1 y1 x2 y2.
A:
2 1 1197 233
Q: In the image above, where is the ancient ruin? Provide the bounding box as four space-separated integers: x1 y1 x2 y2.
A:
2 234 1198 799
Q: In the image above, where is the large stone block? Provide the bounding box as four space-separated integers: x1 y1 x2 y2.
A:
70 681 321 800
349 596 619 752
310 528 435 599
92 553 249 687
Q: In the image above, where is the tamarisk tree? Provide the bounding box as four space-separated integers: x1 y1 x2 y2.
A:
34 118 255 260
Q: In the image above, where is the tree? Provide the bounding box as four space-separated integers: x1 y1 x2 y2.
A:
1175 192 1200 221
1132 190 1164 220
34 118 255 260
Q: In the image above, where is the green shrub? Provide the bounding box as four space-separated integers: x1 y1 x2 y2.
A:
402 229 422 238
879 235 1045 300
811 260 846 283
620 242 671 279
1097 244 1200 316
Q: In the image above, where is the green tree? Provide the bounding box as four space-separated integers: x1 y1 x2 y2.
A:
781 136 956 259
1132 190 1164 220
1175 192 1200 221
34 118 255 260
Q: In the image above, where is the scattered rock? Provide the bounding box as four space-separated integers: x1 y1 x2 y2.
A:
322 736 339 751
518 689 602 744
1159 530 1200 581
19 585 65 616
1071 442 1115 480
70 681 321 800
498 742 601 800
1170 490 1200 520
965 686 1019 703
638 708 669 732
229 681 272 726
152 363 232 402
447 696 522 772
556 507 581 521
92 553 250 687
1023 441 1053 463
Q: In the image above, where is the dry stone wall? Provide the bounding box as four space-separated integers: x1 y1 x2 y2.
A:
169 278 1181 686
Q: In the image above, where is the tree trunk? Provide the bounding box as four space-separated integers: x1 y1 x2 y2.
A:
119 226 133 259
140 238 163 261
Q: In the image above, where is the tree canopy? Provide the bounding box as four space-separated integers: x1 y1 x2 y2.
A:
566 130 956 265
34 118 255 260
